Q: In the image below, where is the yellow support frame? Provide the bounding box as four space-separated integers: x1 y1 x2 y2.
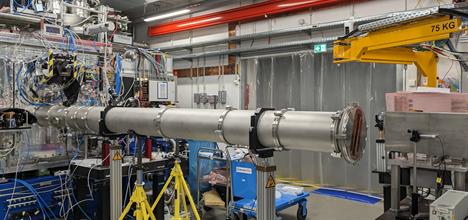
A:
119 160 200 220
119 184 156 220
333 16 463 87
151 160 201 220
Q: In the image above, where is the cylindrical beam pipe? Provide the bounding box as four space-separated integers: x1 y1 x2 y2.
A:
29 105 367 163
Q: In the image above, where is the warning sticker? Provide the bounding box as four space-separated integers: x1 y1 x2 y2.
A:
265 175 276 188
236 167 252 174
113 152 123 161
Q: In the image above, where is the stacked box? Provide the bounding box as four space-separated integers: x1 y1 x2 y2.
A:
386 92 468 112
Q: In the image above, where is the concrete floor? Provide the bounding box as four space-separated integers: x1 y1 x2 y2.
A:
203 193 383 220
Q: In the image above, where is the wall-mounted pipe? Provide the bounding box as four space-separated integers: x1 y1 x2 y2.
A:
0 32 109 55
0 13 41 24
153 14 387 52
172 37 338 60
30 105 367 164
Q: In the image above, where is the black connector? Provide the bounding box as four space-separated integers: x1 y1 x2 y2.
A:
408 129 421 143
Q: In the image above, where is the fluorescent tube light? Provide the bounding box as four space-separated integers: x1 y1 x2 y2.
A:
144 9 191 22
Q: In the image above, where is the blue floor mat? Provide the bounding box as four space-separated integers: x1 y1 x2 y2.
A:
312 188 381 205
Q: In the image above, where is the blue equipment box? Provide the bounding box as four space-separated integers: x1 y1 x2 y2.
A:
0 175 70 220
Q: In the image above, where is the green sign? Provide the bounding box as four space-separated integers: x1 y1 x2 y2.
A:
313 44 327 53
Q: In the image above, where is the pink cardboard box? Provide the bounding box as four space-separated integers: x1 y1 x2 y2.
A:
386 92 468 112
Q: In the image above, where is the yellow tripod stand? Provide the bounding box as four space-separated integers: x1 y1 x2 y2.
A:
119 134 156 220
119 183 156 220
151 159 201 220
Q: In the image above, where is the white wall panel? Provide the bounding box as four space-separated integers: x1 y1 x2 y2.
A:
268 32 310 44
191 24 228 43
253 19 271 34
149 34 172 48
177 75 240 109
238 22 255 35
171 31 192 47
173 60 192 70
311 5 352 24
353 0 406 18
271 12 311 30
406 0 444 10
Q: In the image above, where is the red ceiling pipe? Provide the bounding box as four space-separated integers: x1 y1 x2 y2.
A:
148 0 356 37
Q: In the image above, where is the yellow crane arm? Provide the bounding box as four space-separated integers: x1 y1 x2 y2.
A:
333 16 464 87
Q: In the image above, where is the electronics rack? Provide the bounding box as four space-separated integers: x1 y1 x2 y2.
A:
0 175 70 220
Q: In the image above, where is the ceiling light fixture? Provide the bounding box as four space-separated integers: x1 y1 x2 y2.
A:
144 0 161 4
144 9 191 22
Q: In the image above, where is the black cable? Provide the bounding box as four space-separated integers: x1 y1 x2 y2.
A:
445 40 468 72
439 8 468 19
436 136 445 161
337 28 361 40
441 59 455 80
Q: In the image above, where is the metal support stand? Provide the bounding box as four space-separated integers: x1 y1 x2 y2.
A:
410 141 419 216
120 184 156 220
120 134 156 220
84 135 89 159
249 108 276 220
454 172 467 191
110 144 123 220
152 171 166 220
119 132 156 220
375 114 387 172
256 158 276 220
151 159 201 220
408 130 438 217
390 164 401 213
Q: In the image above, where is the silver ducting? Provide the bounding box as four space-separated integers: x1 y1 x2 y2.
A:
30 105 367 164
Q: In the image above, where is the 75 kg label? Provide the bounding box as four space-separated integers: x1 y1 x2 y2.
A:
431 21 456 32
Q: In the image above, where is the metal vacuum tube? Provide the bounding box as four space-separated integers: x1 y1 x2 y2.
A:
30 104 367 163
